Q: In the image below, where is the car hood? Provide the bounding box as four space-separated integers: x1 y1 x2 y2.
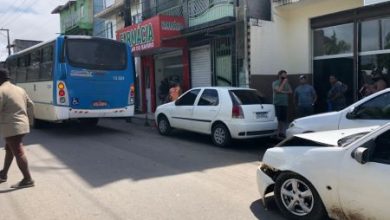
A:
292 111 342 131
292 126 379 146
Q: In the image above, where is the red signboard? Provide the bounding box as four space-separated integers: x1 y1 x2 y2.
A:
116 15 186 55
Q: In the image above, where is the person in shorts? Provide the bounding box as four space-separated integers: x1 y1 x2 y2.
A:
272 70 292 138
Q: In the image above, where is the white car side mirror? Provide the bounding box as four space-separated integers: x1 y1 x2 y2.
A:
352 147 369 164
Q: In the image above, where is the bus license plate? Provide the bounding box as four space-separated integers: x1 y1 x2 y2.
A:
256 112 268 119
93 101 107 107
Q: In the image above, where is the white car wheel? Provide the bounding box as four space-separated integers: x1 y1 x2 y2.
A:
274 172 327 220
158 116 171 135
212 124 231 147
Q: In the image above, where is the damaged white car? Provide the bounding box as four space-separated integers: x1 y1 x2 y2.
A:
257 124 390 220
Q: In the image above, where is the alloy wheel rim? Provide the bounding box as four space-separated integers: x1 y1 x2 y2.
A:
280 178 314 216
159 120 167 133
214 127 226 144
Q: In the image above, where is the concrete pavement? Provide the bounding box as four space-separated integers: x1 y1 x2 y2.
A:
0 119 284 220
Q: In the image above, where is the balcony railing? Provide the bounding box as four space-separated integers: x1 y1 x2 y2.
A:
272 0 301 7
133 0 234 28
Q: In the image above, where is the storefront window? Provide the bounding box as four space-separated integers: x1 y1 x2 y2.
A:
382 18 390 49
358 54 390 98
313 23 353 57
360 19 381 52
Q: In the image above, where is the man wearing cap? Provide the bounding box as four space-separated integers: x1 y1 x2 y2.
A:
294 75 317 118
0 68 35 188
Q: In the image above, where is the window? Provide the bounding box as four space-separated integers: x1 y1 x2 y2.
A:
371 130 390 164
360 19 381 52
175 89 200 106
40 45 54 81
198 89 219 106
66 39 127 70
354 92 390 119
106 22 114 39
229 90 267 105
16 56 27 83
313 23 353 57
27 50 41 82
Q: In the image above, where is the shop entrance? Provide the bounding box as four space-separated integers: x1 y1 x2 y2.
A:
155 50 184 106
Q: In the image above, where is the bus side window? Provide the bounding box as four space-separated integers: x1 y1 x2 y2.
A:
16 56 27 83
27 50 41 82
40 45 53 81
7 59 17 83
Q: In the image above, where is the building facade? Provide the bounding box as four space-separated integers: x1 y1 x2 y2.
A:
116 0 266 113
250 0 373 116
52 0 106 36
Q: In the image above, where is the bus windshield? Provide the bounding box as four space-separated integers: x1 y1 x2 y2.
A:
66 39 127 70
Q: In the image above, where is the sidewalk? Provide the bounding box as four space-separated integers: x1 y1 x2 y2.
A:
130 112 155 127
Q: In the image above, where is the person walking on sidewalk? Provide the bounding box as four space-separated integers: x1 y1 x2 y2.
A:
0 68 35 189
294 75 317 118
272 70 292 138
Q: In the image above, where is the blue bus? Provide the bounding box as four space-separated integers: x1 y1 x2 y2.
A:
6 35 135 126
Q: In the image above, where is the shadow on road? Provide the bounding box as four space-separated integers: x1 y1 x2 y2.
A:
21 119 280 188
250 198 285 220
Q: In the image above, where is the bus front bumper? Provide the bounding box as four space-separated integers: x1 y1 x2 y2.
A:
56 106 134 120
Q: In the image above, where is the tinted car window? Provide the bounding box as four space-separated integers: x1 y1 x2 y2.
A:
176 89 200 106
355 92 390 119
372 130 390 164
198 89 219 106
229 90 267 105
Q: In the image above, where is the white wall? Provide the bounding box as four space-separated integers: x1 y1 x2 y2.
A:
250 0 364 76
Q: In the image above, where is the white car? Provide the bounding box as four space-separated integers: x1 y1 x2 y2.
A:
287 88 390 137
257 124 390 220
155 87 278 147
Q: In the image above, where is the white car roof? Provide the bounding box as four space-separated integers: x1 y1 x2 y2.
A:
294 126 380 146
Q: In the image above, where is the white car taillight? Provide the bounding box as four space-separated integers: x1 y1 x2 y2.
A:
232 105 244 119
57 81 69 106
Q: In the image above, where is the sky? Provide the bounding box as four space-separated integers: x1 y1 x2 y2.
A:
0 0 67 61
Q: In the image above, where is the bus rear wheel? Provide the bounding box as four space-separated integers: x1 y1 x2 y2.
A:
79 118 99 127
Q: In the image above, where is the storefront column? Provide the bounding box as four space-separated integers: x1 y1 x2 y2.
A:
182 47 190 91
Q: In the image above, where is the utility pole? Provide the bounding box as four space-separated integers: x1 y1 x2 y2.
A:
0 28 11 56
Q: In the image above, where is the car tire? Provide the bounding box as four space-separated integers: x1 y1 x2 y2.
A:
211 123 231 147
158 116 172 135
274 172 328 220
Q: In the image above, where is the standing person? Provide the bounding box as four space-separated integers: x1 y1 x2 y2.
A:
169 82 182 102
294 75 317 118
372 73 388 93
0 68 35 189
327 74 347 111
272 70 292 138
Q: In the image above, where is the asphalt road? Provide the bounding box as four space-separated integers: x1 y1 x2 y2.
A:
0 119 285 220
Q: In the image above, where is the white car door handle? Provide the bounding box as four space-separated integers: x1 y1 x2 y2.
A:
209 110 217 112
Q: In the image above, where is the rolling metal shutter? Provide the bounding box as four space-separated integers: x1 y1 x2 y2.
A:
190 46 211 88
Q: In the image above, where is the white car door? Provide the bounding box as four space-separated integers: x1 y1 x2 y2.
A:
338 129 390 219
191 89 221 134
170 89 201 130
339 91 390 129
